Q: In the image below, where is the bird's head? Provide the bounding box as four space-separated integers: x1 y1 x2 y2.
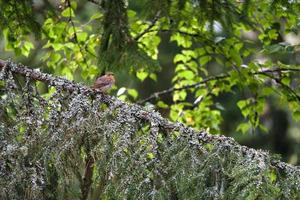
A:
104 72 115 83
106 71 114 75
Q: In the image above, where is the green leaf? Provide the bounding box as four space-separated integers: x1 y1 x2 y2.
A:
50 53 61 64
173 93 180 102
147 152 155 159
237 100 247 109
68 26 80 37
267 169 277 183
52 43 64 51
199 55 211 66
174 54 188 63
127 10 136 18
118 95 127 101
261 87 273 96
195 48 206 56
21 41 34 57
62 7 75 17
61 67 73 80
259 124 268 133
70 1 77 9
24 41 34 51
77 32 88 42
258 33 266 41
268 29 278 39
236 122 251 134
293 110 300 121
128 89 138 100
64 42 75 49
173 90 187 101
178 70 194 80
90 12 102 20
229 48 242 66
248 62 259 70
170 33 192 48
136 71 148 81
281 77 290 85
182 50 197 59
266 44 283 54
237 99 251 117
234 43 243 51
149 73 157 81
187 61 198 72
87 65 99 77
157 101 168 109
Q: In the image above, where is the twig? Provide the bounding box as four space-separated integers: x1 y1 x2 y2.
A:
258 71 300 101
134 11 161 41
138 74 229 104
66 0 90 68
138 67 300 104
143 28 208 40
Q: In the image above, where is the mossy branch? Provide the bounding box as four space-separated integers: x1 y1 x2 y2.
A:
0 59 299 199
0 58 298 174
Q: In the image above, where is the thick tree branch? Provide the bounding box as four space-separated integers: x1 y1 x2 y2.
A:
0 59 92 94
0 59 299 178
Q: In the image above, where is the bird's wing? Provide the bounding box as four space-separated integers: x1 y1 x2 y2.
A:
93 75 112 88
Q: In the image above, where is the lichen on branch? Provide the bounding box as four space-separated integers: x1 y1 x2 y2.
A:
0 59 299 199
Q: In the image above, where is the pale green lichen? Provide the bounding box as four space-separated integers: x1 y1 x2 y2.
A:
0 62 299 200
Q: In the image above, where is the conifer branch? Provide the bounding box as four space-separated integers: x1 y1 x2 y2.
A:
0 58 299 179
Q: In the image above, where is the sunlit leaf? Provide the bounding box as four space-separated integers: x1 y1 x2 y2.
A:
62 7 75 18
136 71 148 81
236 122 251 134
128 88 138 100
117 87 127 96
157 101 168 109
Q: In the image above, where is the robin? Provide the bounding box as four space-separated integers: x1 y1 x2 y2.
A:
92 72 115 92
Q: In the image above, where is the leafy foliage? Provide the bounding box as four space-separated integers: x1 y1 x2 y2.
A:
0 0 39 56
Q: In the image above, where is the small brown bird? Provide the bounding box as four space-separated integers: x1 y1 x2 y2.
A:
92 72 115 92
